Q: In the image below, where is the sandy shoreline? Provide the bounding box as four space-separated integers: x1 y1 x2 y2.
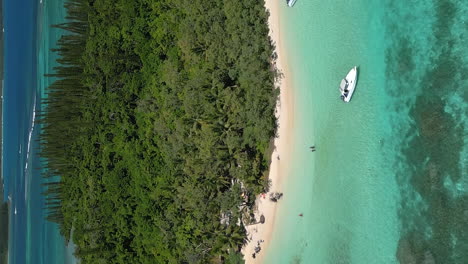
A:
242 0 294 262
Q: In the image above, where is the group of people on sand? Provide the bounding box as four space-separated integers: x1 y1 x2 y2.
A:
252 240 265 259
250 145 314 259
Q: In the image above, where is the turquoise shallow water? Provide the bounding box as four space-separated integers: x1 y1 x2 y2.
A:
264 0 468 263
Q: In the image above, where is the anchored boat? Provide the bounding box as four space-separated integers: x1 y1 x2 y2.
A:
339 66 358 103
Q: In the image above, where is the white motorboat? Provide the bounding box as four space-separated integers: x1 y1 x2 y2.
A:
287 0 297 7
339 66 358 103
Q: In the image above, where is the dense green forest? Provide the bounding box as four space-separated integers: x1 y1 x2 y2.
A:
40 0 278 263
0 185 8 264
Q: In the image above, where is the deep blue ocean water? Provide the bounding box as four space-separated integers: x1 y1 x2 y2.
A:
3 0 75 263
4 0 38 263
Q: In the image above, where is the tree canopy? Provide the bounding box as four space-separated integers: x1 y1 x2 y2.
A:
40 0 278 263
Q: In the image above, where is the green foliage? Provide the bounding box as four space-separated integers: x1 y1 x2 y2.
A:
0 201 8 264
225 251 245 264
40 0 278 263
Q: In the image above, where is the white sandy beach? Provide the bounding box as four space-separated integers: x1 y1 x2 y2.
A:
242 0 294 262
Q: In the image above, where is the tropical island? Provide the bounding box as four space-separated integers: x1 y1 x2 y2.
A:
0 187 8 264
40 0 278 263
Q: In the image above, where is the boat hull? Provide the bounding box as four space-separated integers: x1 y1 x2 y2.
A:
287 0 297 7
340 66 358 103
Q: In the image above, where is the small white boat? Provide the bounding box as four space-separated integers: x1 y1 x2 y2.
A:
287 0 297 7
339 66 358 103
